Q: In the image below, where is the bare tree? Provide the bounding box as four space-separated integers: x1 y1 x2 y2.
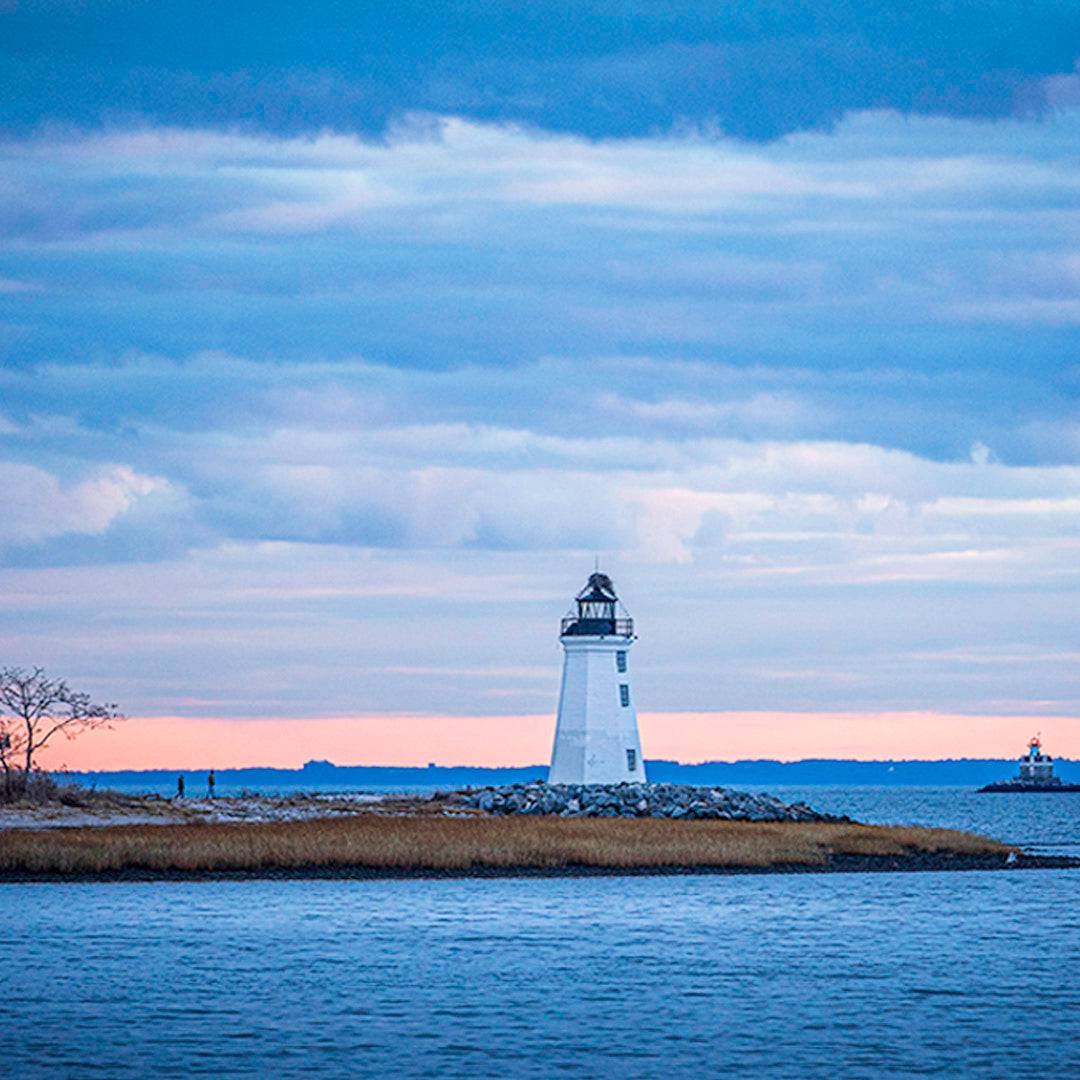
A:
0 667 123 796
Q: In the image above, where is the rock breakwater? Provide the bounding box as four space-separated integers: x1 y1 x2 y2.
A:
451 782 842 822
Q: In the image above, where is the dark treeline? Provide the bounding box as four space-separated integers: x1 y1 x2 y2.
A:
59 757 1080 795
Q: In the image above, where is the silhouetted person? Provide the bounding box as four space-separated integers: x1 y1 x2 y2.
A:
176 775 185 799
207 769 216 798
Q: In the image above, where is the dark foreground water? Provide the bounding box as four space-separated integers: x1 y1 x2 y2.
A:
7 789 1080 1079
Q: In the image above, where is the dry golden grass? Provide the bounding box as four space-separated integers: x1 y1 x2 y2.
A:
0 815 1013 876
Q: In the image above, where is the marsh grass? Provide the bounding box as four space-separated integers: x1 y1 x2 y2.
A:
0 816 1012 875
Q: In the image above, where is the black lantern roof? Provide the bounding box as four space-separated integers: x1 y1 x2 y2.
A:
575 572 618 604
561 571 634 638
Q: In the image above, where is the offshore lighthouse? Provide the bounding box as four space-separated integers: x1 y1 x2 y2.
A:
548 571 645 784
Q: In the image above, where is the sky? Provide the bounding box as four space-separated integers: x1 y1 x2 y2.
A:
3 1 1080 768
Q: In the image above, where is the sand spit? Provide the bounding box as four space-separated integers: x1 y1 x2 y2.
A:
0 813 1052 882
4 785 1074 881
0 791 401 831
0 780 841 831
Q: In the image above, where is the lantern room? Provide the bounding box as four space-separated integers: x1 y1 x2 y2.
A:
560 572 634 638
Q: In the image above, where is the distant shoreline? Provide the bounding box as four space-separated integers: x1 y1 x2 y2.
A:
55 757 1080 795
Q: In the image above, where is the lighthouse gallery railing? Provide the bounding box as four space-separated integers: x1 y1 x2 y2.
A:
560 616 635 637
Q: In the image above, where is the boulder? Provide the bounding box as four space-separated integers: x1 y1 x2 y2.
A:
450 781 838 822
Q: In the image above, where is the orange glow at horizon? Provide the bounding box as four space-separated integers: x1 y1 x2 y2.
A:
38 710 1080 771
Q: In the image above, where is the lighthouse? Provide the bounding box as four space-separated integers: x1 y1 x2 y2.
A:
548 571 646 784
1018 737 1055 783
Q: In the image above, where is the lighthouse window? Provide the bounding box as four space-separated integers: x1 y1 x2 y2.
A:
626 749 637 771
616 651 627 673
619 684 630 707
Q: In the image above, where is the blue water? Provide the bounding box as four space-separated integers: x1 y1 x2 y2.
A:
7 789 1080 1078
755 786 1080 857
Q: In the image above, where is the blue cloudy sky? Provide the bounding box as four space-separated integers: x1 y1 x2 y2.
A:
3 2 1080 763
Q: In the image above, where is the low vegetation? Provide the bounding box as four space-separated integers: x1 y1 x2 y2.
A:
0 815 1013 877
0 770 67 806
0 774 164 811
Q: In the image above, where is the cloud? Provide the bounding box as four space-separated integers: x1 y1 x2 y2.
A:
0 463 172 543
2 109 1079 380
0 276 40 293
1042 62 1080 110
599 391 820 432
4 342 1080 723
9 112 1080 239
3 352 1080 578
3 2 1080 142
945 299 1080 326
1 63 1079 732
8 532 1080 722
923 496 1080 518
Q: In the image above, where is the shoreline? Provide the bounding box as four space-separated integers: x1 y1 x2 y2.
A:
1 851 1077 884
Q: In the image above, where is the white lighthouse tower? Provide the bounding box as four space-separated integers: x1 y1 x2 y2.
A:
548 571 646 784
